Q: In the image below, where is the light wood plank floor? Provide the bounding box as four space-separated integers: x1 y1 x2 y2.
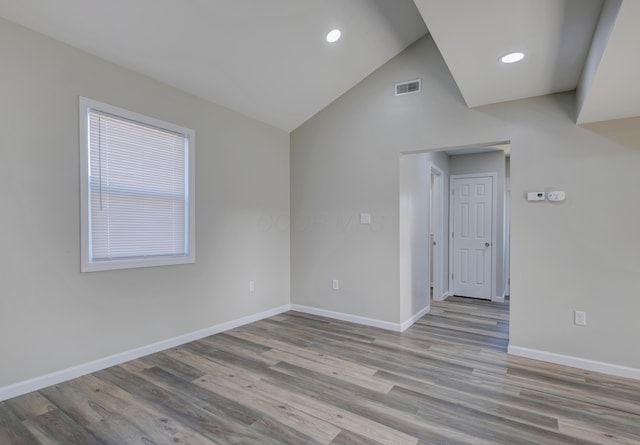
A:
2 296 640 444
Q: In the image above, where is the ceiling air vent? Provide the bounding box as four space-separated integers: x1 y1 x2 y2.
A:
395 79 421 96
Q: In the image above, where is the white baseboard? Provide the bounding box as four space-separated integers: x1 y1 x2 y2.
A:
1 302 439 402
290 304 404 332
399 305 430 332
508 345 640 381
492 293 505 303
0 305 290 402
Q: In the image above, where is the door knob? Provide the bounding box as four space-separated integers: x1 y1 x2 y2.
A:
485 242 491 247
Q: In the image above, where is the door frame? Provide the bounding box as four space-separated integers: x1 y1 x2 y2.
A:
448 173 498 301
429 163 446 301
504 177 511 297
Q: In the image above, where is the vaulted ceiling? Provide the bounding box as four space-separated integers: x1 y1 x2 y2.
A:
414 0 639 126
0 0 637 131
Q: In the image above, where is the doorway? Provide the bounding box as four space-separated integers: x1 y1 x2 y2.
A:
398 144 510 329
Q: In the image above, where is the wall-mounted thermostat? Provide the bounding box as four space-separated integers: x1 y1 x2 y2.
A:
547 191 566 202
527 191 545 201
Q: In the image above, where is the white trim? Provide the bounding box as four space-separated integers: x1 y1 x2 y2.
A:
492 292 505 303
400 305 430 332
434 290 450 302
508 345 640 381
503 177 511 297
449 173 498 301
79 96 196 273
0 305 290 402
1 302 438 402
291 304 404 332
429 163 445 307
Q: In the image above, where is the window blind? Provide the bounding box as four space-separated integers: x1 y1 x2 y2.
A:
88 110 189 262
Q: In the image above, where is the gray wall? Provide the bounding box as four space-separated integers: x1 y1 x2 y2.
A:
291 34 640 369
399 152 430 321
0 18 290 387
449 151 507 299
398 149 449 321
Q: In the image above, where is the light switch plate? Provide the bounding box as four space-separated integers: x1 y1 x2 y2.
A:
574 310 586 326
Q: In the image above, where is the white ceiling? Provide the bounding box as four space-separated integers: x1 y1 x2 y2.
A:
413 0 604 107
0 0 427 132
0 0 638 131
414 0 640 126
575 0 640 124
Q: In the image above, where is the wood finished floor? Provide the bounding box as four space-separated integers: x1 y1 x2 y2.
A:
2 296 640 445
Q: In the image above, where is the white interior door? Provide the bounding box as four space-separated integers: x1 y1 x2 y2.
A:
451 175 493 299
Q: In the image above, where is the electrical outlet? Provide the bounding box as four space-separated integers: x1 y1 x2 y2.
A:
249 281 255 292
332 279 339 290
574 310 586 326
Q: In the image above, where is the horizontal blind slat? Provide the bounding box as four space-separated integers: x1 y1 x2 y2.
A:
88 109 188 261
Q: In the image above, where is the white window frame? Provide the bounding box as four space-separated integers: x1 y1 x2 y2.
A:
79 97 196 272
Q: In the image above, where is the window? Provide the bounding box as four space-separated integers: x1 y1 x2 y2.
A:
80 97 195 272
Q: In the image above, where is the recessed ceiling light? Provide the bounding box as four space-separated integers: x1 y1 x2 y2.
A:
326 29 341 43
501 52 525 64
